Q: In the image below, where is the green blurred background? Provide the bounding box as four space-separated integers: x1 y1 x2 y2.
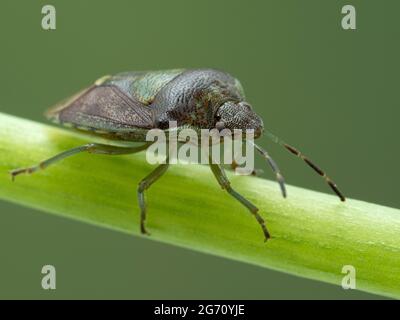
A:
0 0 398 299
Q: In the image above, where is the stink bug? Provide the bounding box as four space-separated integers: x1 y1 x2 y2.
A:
10 69 345 241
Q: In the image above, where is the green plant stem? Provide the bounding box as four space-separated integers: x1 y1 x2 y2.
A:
0 112 399 298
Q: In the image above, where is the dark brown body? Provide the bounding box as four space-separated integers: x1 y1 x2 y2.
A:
11 68 345 242
46 69 253 141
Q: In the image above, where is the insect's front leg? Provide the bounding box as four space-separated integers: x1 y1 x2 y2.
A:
137 159 169 235
10 142 150 180
209 156 271 241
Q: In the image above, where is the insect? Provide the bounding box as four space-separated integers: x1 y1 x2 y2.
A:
10 69 345 241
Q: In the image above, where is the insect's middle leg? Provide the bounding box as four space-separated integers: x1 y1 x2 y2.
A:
137 159 169 235
209 158 270 241
10 142 150 180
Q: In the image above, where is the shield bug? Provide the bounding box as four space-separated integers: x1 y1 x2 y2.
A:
10 68 345 241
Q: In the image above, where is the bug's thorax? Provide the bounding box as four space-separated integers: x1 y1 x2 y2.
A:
150 69 246 130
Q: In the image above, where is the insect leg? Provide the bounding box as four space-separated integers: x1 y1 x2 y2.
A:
209 156 270 241
10 143 150 180
137 159 169 235
247 141 286 197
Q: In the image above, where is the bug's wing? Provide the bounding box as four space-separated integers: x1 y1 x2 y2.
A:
46 84 155 131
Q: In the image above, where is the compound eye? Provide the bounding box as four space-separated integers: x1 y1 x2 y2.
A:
215 121 225 131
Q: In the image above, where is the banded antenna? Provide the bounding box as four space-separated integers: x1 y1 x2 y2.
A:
264 131 346 202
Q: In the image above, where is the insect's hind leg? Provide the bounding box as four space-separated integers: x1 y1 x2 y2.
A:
209 157 270 241
137 159 169 235
10 142 150 180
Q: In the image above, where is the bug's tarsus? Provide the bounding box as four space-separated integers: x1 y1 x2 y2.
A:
10 165 40 181
265 130 345 202
10 170 19 181
249 141 287 198
140 221 151 236
10 169 21 181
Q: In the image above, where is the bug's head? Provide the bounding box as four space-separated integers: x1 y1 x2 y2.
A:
214 101 264 138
